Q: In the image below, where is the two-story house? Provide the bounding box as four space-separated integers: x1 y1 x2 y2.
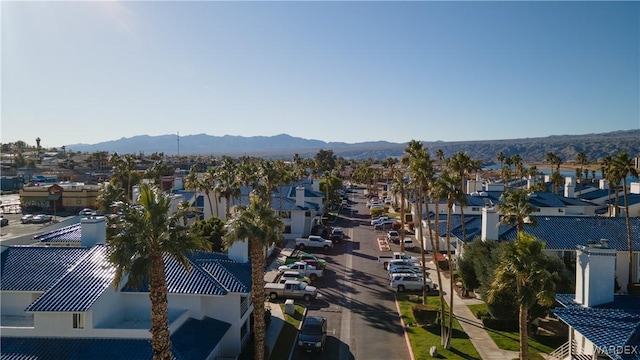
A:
1 216 254 359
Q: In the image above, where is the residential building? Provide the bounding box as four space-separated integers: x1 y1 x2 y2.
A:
550 243 640 360
1 216 254 359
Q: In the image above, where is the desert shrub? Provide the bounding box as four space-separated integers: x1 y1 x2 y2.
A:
412 303 439 327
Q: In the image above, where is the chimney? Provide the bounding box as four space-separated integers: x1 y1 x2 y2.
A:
296 186 305 207
630 182 640 195
481 207 499 241
311 179 320 192
575 241 616 307
599 179 608 190
228 239 249 263
81 216 106 247
564 179 575 198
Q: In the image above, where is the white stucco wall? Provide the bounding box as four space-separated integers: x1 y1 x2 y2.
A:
1 292 38 316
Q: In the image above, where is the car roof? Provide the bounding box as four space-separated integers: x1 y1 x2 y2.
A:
282 271 302 276
304 316 327 325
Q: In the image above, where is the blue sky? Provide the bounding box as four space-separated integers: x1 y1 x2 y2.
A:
2 1 639 148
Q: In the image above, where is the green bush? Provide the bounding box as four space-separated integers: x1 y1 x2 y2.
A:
411 303 439 327
481 316 519 332
475 309 490 319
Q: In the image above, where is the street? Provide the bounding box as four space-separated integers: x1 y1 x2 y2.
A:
291 188 412 360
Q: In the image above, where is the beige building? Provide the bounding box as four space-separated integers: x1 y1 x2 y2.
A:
20 182 99 212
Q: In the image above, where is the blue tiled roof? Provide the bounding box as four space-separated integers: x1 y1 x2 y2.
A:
124 252 252 295
553 294 640 360
0 246 90 291
605 194 640 207
528 192 567 208
171 317 231 360
33 223 82 243
0 317 231 360
558 196 598 207
500 216 640 251
0 337 153 360
579 188 610 201
26 245 115 312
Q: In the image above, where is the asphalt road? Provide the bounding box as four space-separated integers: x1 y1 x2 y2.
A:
291 188 413 360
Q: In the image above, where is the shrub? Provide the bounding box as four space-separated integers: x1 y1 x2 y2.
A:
412 303 439 327
474 309 490 319
481 316 519 332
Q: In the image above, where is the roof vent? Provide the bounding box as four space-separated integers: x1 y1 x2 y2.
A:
599 239 609 248
587 239 597 247
479 191 488 197
471 192 479 197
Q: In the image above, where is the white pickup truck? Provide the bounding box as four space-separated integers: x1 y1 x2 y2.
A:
278 261 324 281
265 280 318 302
377 252 421 269
295 235 334 251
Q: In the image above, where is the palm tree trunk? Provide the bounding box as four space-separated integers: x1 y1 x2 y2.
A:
419 188 428 303
433 202 447 346
400 189 406 253
623 185 634 293
415 187 426 304
250 240 267 360
519 303 529 360
149 252 173 360
205 191 215 218
445 206 454 350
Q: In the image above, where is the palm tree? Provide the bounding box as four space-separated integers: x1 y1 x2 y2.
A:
496 151 505 170
447 152 478 246
96 182 125 214
550 171 564 196
215 158 241 219
436 171 464 349
489 233 557 360
436 149 445 172
427 174 447 342
402 140 434 305
498 188 538 234
224 192 283 360
576 151 588 184
612 152 639 292
106 183 211 360
184 164 201 212
391 171 408 252
546 151 557 175
203 167 220 218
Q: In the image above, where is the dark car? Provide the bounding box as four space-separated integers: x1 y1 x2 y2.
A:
0 216 8 227
330 227 344 243
297 316 327 353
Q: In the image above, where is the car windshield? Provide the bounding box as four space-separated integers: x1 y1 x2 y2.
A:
299 282 307 290
301 323 323 334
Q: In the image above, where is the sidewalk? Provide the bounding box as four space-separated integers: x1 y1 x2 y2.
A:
426 261 519 360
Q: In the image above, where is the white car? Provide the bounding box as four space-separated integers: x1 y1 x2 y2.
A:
401 237 415 249
390 273 435 292
371 216 390 225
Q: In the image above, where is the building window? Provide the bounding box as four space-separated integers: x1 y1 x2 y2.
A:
284 226 291 234
280 211 291 219
73 313 84 329
558 209 563 213
305 211 311 217
472 207 480 212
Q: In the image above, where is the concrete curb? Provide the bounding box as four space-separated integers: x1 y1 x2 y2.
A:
394 293 415 360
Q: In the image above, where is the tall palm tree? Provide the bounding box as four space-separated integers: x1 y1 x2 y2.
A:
496 151 505 170
391 171 408 252
447 152 478 246
215 158 241 219
576 151 588 184
436 149 445 172
106 183 211 360
427 174 447 342
402 140 434 304
550 171 564 196
489 233 557 360
436 171 464 349
96 182 126 214
498 188 538 234
203 167 220 218
224 192 283 360
612 152 639 292
184 164 201 211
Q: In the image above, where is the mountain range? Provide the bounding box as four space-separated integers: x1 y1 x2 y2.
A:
65 129 640 163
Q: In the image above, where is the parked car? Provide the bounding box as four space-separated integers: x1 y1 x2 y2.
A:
0 216 8 227
330 227 345 243
388 267 423 279
79 208 96 216
277 271 311 284
390 273 435 292
297 316 327 353
371 216 390 225
20 214 34 224
386 230 400 244
402 237 415 250
31 214 53 224
265 280 318 302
